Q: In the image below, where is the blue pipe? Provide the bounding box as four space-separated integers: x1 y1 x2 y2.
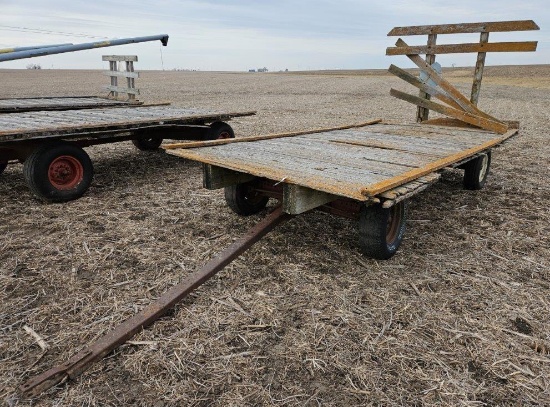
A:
0 44 73 54
0 34 169 62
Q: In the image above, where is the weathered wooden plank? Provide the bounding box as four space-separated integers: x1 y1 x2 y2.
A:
102 70 139 79
471 32 489 105
106 85 140 95
390 89 508 134
417 33 437 122
387 20 540 36
388 64 462 110
381 174 440 208
167 123 518 202
361 129 517 197
387 41 538 55
102 55 138 61
203 164 256 189
0 107 256 141
163 119 382 150
395 39 503 123
283 184 337 215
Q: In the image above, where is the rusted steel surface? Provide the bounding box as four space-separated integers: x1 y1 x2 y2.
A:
387 20 540 36
166 122 518 201
0 96 139 113
0 106 256 142
20 206 291 398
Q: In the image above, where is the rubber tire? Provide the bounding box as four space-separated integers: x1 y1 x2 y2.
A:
358 201 407 260
204 121 235 141
0 160 7 175
132 136 163 151
23 142 93 203
224 181 269 216
463 151 491 190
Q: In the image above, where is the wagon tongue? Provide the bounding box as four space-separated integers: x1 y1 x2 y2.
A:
19 206 292 398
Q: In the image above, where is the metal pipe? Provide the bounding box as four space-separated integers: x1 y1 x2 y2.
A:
19 206 292 398
0 34 169 62
0 44 73 54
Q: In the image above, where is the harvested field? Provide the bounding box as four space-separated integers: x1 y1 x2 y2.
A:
1 65 549 406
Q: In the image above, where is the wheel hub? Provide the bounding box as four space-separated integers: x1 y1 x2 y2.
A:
386 203 403 244
217 131 231 139
48 156 84 190
478 154 489 182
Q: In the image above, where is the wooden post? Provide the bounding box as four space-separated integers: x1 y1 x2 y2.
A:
102 55 140 102
109 60 118 99
126 60 136 102
470 32 489 105
417 33 437 122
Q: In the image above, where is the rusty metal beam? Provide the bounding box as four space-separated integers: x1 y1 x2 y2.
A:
19 206 292 398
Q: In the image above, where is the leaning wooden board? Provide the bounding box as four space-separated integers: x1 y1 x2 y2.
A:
165 121 517 200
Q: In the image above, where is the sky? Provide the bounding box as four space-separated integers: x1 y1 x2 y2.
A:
0 0 548 71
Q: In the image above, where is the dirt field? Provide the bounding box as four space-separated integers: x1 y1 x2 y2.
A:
1 65 549 406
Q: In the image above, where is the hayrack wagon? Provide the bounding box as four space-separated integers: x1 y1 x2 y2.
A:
19 20 539 398
0 35 255 202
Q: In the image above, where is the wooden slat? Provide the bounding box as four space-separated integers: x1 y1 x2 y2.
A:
388 64 462 111
386 41 538 55
388 20 539 36
102 55 138 61
163 119 382 150
395 39 503 123
417 33 437 122
106 85 140 95
361 129 517 197
390 89 508 134
471 32 490 105
102 70 139 79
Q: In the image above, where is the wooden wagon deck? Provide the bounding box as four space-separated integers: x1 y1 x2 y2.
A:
0 96 141 113
0 106 256 143
165 121 517 201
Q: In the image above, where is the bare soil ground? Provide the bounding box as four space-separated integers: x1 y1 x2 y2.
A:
0 65 549 406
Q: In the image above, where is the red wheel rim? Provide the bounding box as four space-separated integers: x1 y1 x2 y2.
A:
217 131 231 140
48 156 84 190
386 203 403 244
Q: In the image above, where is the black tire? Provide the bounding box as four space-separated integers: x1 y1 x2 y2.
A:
224 181 269 216
0 160 7 175
463 151 491 190
358 201 407 260
204 121 235 141
23 142 93 203
132 136 163 151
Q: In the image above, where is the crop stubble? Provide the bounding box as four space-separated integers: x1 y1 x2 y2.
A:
0 66 549 406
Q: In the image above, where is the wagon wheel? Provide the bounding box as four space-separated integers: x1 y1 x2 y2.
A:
225 181 269 216
463 151 491 190
358 201 407 259
23 142 93 202
0 160 7 175
204 121 235 141
132 136 163 151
